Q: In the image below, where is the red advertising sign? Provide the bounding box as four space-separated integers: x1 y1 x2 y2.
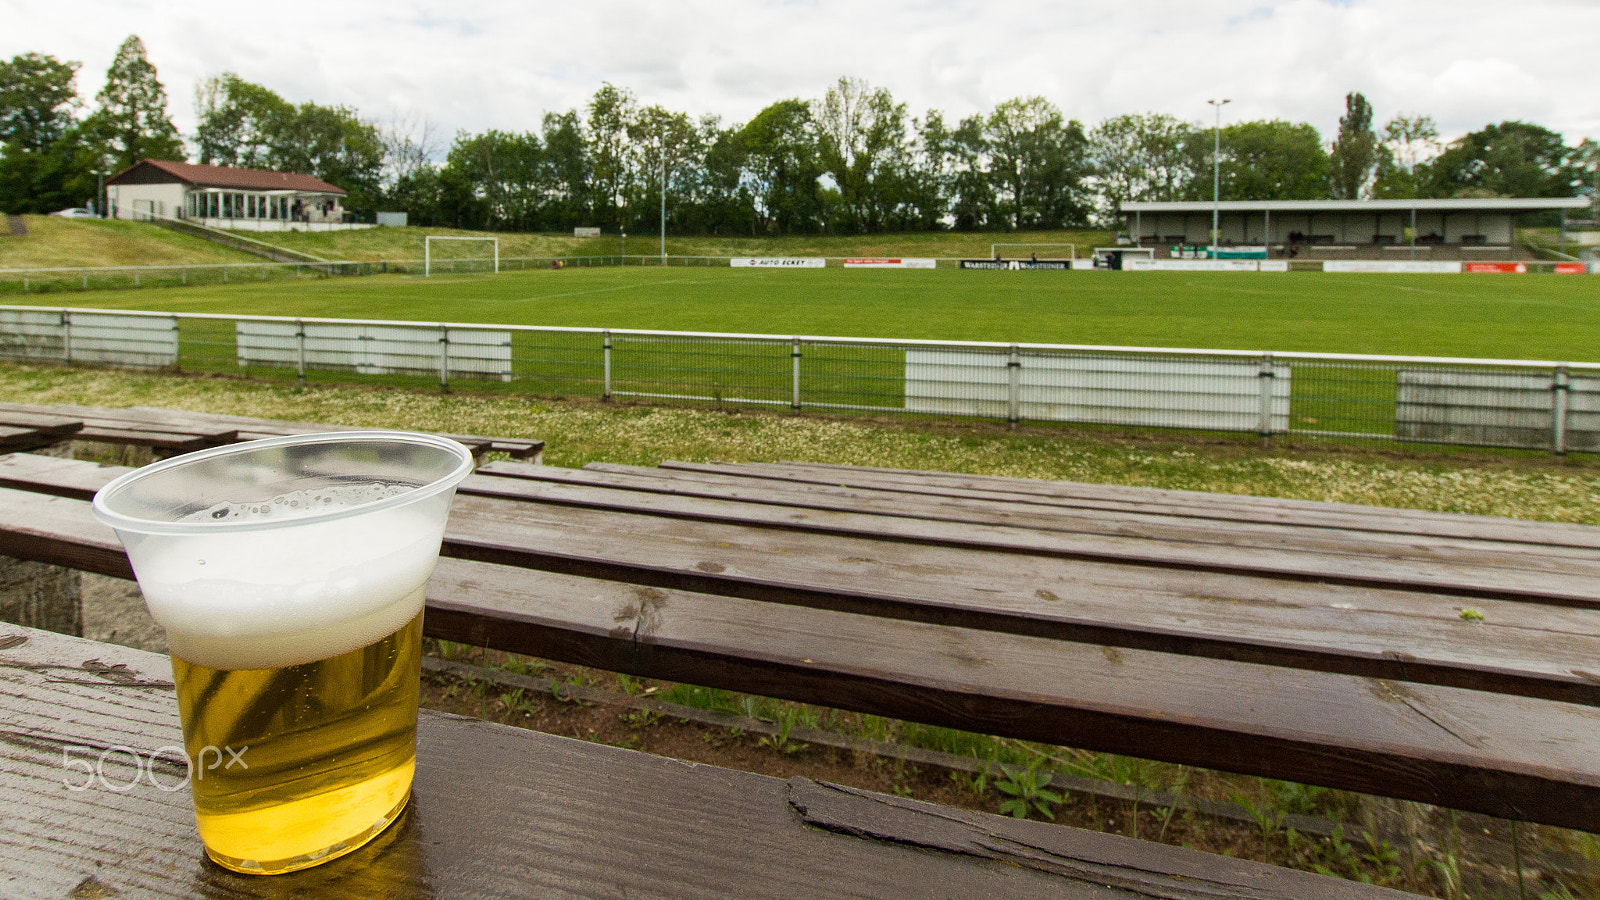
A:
1464 262 1526 274
1555 263 1588 274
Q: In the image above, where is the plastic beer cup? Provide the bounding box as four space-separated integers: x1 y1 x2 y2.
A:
91 431 473 874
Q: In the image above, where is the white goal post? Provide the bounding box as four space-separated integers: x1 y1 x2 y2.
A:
424 236 500 277
989 243 1077 261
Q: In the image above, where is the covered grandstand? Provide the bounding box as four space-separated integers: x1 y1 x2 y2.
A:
1121 198 1592 260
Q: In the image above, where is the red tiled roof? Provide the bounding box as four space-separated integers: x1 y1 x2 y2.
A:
107 159 347 195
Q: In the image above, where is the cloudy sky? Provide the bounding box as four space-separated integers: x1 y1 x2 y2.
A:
4 0 1597 154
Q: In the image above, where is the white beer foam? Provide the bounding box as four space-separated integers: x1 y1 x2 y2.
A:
189 483 412 525
130 497 444 670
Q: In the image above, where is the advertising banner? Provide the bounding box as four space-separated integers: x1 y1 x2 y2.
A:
1464 262 1528 274
731 257 826 268
959 259 1072 270
1323 260 1463 274
1127 259 1261 272
843 258 937 269
1555 263 1589 274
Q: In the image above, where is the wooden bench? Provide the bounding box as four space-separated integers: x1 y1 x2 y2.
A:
2 451 1598 837
0 401 545 463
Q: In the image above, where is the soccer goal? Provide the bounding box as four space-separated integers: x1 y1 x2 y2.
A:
989 243 1077 261
424 236 500 277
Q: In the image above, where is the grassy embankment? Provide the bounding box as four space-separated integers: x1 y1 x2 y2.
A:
0 215 261 269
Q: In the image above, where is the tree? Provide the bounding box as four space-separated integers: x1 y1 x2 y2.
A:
740 99 823 234
1371 114 1440 199
813 77 909 232
1218 120 1329 200
1423 121 1579 199
0 52 96 214
88 35 183 172
984 97 1091 229
539 110 590 229
194 73 294 168
1089 112 1201 222
193 73 384 207
946 114 997 230
626 104 701 235
586 84 636 229
0 53 80 154
1328 92 1378 200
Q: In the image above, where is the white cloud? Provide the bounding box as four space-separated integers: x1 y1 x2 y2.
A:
2 0 1595 153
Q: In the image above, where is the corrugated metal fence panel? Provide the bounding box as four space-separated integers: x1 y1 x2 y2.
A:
237 322 511 380
905 350 1290 432
0 310 66 363
69 314 178 369
1395 370 1600 451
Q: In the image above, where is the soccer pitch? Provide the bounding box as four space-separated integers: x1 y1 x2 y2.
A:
9 266 1600 361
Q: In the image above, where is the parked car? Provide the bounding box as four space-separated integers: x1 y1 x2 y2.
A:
51 208 96 218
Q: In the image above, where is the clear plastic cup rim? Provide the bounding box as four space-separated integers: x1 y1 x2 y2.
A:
90 430 475 536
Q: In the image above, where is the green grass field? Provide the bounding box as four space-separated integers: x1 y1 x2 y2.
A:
4 265 1596 360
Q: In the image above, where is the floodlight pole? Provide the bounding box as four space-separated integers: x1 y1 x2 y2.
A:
659 155 667 266
1208 99 1230 259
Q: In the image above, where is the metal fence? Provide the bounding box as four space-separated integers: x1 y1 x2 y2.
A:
0 304 1595 455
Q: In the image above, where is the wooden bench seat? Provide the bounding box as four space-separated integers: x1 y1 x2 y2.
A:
3 453 1598 832
0 401 544 462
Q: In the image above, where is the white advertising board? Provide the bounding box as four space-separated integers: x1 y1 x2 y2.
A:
1126 259 1262 272
905 351 1289 432
730 257 826 268
237 322 512 380
842 258 937 269
1323 260 1463 274
1258 260 1290 272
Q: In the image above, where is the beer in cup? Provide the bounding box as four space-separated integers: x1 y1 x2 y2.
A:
92 431 473 874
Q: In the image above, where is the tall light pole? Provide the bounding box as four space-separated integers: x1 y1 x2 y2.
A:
659 155 667 266
1208 98 1231 259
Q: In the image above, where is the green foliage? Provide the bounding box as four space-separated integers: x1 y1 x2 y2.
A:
194 72 384 207
1089 112 1202 221
1220 120 1331 201
1372 114 1441 199
1424 120 1582 201
994 764 1063 820
1329 92 1379 200
87 35 184 172
0 53 80 154
984 97 1092 229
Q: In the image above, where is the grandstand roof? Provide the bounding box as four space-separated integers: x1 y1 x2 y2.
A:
107 160 346 195
1123 198 1590 213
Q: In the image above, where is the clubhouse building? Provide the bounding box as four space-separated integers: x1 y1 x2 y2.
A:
104 159 368 231
1121 198 1592 260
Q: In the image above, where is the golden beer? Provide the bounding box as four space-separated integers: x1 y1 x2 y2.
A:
91 432 473 876
173 610 423 874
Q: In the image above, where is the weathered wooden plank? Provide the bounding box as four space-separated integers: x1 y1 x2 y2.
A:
453 471 1600 608
669 459 1600 550
0 625 1418 899
0 453 133 498
5 463 1600 707
490 461 1600 569
0 409 83 434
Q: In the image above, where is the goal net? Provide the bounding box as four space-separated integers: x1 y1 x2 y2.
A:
989 243 1077 261
424 236 500 277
